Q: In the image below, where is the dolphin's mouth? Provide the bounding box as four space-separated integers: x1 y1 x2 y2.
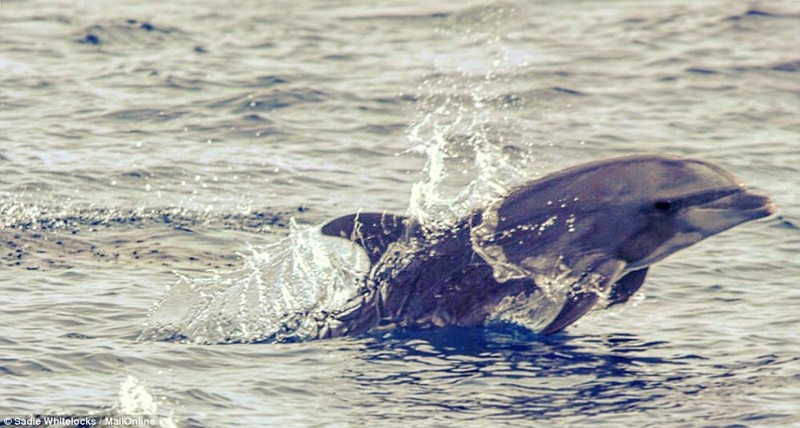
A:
697 188 777 221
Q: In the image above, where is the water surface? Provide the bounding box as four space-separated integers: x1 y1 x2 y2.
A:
1 0 799 426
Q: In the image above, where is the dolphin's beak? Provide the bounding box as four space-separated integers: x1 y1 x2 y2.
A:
695 189 777 224
650 188 778 261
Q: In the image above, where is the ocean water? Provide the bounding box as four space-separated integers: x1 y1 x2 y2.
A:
1 0 799 426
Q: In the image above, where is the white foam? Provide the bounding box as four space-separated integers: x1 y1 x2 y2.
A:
139 220 370 344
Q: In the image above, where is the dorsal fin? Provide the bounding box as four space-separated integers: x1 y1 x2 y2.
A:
320 212 409 264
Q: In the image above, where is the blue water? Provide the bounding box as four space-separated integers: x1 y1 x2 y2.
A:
1 0 799 426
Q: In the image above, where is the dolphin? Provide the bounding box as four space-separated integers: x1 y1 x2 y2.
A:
315 154 775 339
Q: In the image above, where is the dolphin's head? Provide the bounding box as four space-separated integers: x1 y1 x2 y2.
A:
471 155 775 334
472 154 775 329
603 155 776 269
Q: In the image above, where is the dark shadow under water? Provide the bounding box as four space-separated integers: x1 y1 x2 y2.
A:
337 324 704 421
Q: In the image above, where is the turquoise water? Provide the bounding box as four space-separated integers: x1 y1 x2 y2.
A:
1 0 799 426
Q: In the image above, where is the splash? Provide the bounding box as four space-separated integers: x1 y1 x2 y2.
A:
140 6 574 341
0 196 286 233
405 81 526 229
489 289 564 332
403 24 597 329
35 376 177 427
139 219 369 344
405 14 542 231
115 376 175 426
116 376 159 415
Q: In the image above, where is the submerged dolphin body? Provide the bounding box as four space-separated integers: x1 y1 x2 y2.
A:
317 154 775 339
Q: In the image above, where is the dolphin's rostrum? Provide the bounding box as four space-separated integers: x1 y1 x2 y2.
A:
316 154 775 339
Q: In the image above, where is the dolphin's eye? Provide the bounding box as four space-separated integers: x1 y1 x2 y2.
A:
654 200 672 212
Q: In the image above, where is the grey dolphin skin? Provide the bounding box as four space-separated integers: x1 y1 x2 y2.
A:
317 154 776 339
